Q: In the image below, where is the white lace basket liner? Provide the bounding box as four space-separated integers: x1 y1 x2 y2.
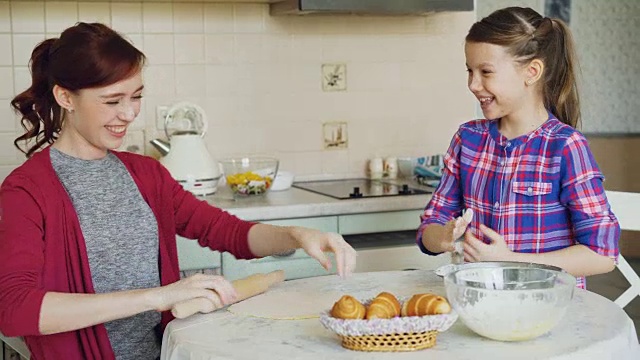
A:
319 297 458 337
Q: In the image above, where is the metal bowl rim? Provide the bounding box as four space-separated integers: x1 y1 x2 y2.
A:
442 261 577 290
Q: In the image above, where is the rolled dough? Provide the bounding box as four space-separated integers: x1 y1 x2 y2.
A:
227 291 340 320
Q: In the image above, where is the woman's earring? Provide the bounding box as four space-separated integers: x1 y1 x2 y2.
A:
526 79 534 86
67 108 74 113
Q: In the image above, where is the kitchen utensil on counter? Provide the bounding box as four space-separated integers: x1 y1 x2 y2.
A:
384 157 398 179
270 171 295 191
397 155 444 189
219 157 279 197
443 262 575 341
149 138 170 156
171 270 285 319
414 155 444 178
150 101 221 196
368 157 383 180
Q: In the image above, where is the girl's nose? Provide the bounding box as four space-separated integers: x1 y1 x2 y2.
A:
468 76 482 93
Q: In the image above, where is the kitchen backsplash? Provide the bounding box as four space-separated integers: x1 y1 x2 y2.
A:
0 1 477 182
1 1 637 183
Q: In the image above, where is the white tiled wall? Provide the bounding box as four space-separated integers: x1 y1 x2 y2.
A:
0 1 478 182
572 0 640 134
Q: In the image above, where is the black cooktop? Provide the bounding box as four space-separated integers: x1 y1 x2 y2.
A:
292 178 431 200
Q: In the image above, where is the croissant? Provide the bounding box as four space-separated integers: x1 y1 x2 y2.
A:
365 299 394 319
331 295 366 319
400 293 451 317
367 292 401 319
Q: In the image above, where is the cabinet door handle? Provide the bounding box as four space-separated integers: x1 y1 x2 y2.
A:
272 249 296 258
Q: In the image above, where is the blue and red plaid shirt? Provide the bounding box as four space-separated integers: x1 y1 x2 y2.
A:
418 115 620 288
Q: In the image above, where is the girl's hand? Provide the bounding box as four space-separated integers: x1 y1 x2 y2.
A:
150 274 238 312
442 208 473 252
463 224 513 262
291 227 357 279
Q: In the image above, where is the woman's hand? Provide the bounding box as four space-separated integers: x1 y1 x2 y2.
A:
290 227 357 279
463 224 513 262
150 273 238 312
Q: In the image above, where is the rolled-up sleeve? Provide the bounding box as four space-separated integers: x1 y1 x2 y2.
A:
417 131 464 255
559 134 620 260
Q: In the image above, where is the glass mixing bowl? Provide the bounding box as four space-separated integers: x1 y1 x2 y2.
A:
219 157 279 197
443 263 576 341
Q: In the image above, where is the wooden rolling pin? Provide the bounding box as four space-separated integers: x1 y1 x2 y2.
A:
171 270 285 319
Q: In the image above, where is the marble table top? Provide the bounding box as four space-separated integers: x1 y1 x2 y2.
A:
161 270 640 360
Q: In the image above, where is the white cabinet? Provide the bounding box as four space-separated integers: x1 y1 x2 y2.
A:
338 210 423 235
354 245 450 273
221 210 430 280
222 249 336 281
175 208 430 279
261 216 339 232
176 235 221 271
0 333 30 360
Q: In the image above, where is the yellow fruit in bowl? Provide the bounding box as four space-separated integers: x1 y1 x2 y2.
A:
225 171 273 195
219 157 279 196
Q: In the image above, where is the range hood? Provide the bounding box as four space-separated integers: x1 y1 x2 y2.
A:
270 0 474 16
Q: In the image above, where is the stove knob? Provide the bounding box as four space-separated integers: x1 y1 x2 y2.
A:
399 184 411 195
349 186 363 198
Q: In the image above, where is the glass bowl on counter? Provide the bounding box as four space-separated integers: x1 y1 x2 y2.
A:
219 157 279 196
443 262 576 342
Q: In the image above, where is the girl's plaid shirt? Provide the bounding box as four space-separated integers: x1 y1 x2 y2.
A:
418 115 620 288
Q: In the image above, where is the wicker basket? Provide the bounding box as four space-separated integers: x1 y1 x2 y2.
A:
319 296 457 352
339 330 438 352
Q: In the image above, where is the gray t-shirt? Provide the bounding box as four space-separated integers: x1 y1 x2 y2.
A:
51 148 162 360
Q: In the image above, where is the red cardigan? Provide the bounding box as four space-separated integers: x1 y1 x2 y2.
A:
0 147 256 359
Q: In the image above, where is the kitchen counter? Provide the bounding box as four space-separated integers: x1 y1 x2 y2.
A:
202 185 432 222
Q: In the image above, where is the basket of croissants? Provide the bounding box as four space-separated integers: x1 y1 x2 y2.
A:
319 292 458 352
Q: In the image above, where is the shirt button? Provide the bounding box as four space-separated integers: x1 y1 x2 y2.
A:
494 201 500 208
506 141 511 147
501 160 506 166
527 187 533 195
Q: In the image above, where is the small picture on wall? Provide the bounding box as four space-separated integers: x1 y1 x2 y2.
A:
321 64 347 92
323 122 348 149
545 0 571 25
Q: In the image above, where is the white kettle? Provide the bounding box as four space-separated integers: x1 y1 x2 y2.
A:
151 102 221 196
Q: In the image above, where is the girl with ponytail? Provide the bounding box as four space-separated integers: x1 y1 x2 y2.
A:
418 7 620 288
0 23 356 359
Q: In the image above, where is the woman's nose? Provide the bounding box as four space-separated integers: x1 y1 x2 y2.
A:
118 105 137 121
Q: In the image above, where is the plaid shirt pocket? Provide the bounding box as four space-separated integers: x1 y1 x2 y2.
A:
512 181 553 196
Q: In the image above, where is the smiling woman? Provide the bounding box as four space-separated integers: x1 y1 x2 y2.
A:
0 22 356 360
11 23 146 160
51 75 145 160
